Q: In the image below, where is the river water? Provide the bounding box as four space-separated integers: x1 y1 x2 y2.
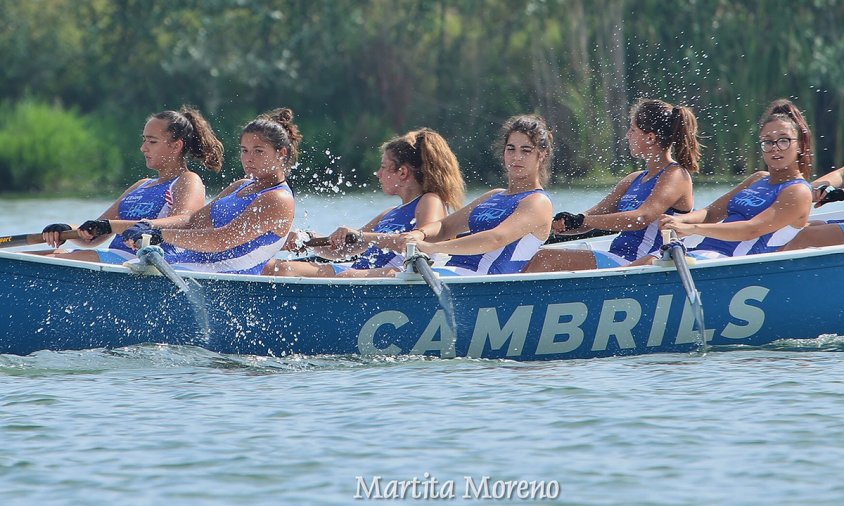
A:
2 186 844 505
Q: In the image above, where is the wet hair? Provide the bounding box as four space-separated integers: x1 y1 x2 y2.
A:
494 114 555 185
630 98 701 174
241 107 303 175
149 106 224 173
759 99 813 180
381 128 466 210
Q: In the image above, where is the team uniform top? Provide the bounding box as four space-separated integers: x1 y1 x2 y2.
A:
351 194 422 270
609 163 686 261
107 177 179 254
693 176 810 256
445 189 549 275
167 180 292 275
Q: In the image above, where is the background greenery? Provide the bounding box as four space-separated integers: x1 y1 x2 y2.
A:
0 0 842 194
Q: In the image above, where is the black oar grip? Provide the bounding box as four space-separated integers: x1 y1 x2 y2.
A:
303 233 359 248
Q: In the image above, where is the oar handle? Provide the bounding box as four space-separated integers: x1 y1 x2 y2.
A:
303 233 359 248
0 229 80 249
545 228 616 244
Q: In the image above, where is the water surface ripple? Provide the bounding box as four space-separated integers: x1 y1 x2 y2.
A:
2 343 844 505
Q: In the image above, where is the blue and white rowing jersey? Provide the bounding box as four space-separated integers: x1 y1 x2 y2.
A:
445 189 549 275
610 163 687 261
351 194 422 270
107 177 179 254
694 176 810 256
168 180 292 275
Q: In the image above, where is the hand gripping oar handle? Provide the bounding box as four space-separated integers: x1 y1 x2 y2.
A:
0 230 80 249
302 233 360 248
660 230 707 352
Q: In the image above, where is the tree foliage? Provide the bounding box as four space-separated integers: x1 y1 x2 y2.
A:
0 100 122 192
0 0 842 193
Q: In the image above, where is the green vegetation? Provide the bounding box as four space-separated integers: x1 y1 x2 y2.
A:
0 100 122 192
0 0 842 194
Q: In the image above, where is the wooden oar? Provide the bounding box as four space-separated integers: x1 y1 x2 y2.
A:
660 230 707 353
0 230 80 249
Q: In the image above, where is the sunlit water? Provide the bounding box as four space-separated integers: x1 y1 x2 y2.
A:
3 187 844 505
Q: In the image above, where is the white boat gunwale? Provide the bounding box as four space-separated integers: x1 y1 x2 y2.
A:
3 241 844 286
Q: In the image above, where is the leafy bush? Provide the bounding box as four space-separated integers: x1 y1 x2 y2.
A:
0 100 122 193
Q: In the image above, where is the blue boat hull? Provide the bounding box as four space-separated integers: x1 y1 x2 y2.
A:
1 248 841 360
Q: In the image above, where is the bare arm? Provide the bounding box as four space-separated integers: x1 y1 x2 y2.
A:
582 167 693 231
584 173 639 216
312 193 451 260
415 193 553 256
669 172 769 227
161 190 295 252
663 179 811 241
305 211 389 261
371 193 447 251
552 173 638 235
181 179 249 231
398 189 503 247
108 172 207 234
811 166 844 205
52 179 149 248
812 167 844 190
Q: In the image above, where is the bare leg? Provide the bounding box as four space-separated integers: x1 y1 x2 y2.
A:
627 255 657 266
22 248 65 256
22 249 102 262
47 250 102 262
781 223 844 251
523 249 598 272
263 259 337 277
337 267 398 278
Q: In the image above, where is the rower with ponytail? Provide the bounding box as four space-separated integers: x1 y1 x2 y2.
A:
121 107 301 275
266 127 467 278
526 98 701 272
35 105 223 264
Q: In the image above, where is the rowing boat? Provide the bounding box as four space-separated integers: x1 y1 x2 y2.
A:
2 218 842 359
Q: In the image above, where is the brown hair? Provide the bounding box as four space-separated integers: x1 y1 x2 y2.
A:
381 128 465 210
242 107 303 175
759 99 813 180
630 98 701 174
149 106 224 172
494 114 554 185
